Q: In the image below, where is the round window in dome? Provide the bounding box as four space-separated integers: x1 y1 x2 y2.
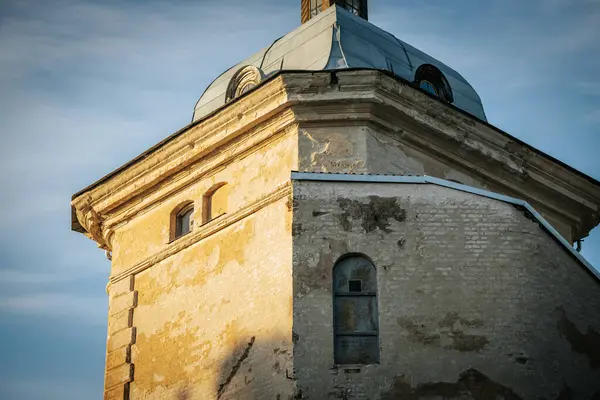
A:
413 64 453 103
225 66 264 103
419 80 438 96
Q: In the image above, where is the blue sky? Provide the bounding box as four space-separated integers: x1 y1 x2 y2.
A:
0 0 598 398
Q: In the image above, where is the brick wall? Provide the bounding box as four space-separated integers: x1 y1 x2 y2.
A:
291 180 600 399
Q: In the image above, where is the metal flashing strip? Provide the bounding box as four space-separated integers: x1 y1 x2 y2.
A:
291 171 600 281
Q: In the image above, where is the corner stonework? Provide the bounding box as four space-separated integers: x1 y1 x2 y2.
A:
104 275 137 400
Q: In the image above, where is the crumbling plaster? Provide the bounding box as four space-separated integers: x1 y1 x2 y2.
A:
292 180 600 399
69 70 600 400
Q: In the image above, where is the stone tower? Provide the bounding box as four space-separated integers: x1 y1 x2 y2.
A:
71 2 600 399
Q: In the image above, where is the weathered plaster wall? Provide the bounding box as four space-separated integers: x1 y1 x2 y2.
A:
291 180 600 399
364 126 574 242
104 131 297 399
365 126 485 186
131 199 294 399
297 125 368 174
295 122 574 241
110 132 297 276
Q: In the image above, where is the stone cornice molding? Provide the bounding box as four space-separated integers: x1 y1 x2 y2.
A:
73 197 110 250
283 71 600 239
72 70 600 247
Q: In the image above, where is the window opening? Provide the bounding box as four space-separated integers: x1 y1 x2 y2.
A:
225 66 263 103
348 280 362 292
419 80 438 96
414 64 453 103
333 255 379 364
310 0 322 16
203 183 228 225
174 204 193 240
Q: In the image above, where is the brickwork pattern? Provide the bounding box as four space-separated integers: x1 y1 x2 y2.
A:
292 180 600 399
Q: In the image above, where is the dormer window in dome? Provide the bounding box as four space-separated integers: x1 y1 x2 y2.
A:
414 64 454 103
225 65 264 103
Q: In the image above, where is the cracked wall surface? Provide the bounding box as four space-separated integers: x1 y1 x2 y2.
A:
291 180 600 399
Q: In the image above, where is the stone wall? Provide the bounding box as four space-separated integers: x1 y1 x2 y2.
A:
291 179 600 399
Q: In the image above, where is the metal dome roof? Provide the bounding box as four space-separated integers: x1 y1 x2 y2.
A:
192 5 487 122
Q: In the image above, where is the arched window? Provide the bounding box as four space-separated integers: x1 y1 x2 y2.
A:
333 255 379 364
171 202 194 241
202 183 228 225
225 66 263 103
414 64 453 103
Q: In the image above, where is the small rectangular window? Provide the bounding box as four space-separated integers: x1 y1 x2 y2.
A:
348 280 362 292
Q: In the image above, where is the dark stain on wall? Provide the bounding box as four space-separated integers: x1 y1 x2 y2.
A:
439 311 484 329
398 313 489 352
292 223 304 236
382 369 524 400
397 317 441 346
449 332 489 352
337 196 406 233
557 307 600 368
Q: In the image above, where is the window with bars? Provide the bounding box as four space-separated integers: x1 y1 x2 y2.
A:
310 0 323 16
333 255 379 364
341 0 360 16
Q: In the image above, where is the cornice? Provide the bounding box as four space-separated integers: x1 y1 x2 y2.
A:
72 70 600 248
284 71 600 239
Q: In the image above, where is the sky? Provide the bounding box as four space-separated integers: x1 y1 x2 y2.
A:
0 0 599 398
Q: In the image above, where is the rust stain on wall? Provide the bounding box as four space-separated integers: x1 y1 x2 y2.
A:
337 196 406 233
382 369 523 399
557 307 600 368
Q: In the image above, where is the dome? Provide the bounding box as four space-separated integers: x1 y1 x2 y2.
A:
192 5 487 122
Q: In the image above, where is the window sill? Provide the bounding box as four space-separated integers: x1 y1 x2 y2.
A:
330 364 379 373
168 230 192 244
200 213 226 227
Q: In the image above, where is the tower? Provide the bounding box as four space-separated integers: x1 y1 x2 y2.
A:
71 2 600 399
